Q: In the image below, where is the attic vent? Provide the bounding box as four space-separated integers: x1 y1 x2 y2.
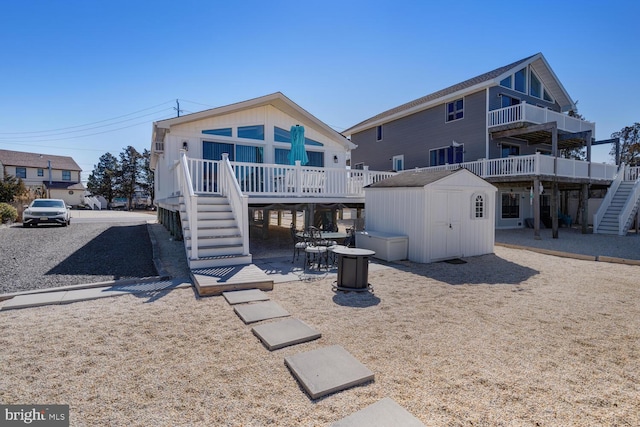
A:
155 142 165 152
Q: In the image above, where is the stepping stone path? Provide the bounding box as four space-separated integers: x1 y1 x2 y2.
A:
220 288 422 424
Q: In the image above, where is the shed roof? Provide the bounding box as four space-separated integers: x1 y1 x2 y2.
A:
366 168 494 189
0 149 81 171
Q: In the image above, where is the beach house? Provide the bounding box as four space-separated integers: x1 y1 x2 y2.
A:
150 92 394 270
342 53 640 236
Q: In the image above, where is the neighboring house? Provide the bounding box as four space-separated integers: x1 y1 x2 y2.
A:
343 53 638 234
150 92 394 276
0 149 85 206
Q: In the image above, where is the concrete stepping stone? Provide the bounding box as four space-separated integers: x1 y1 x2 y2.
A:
284 345 374 399
252 318 321 350
223 289 270 305
330 397 425 426
233 301 289 324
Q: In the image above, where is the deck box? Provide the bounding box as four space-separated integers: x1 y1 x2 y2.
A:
355 231 408 262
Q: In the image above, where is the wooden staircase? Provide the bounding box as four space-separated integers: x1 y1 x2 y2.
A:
596 182 639 235
181 195 252 269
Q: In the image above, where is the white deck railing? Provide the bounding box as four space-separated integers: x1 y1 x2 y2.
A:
182 158 396 197
488 102 596 134
410 153 617 180
220 154 250 256
178 151 199 259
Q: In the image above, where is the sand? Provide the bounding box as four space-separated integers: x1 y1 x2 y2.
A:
0 245 638 426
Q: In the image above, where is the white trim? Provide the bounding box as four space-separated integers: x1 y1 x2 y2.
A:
392 154 404 171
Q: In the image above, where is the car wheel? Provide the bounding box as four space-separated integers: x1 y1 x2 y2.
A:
62 221 68 227
22 223 29 228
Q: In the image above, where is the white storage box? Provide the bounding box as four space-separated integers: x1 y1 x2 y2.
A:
355 231 408 262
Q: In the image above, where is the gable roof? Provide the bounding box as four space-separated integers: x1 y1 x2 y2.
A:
152 92 356 151
343 53 575 136
0 149 81 171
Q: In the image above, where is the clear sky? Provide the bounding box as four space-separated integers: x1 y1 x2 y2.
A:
1 0 637 181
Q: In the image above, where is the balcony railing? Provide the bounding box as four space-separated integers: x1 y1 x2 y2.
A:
182 157 396 197
410 153 617 181
488 102 595 134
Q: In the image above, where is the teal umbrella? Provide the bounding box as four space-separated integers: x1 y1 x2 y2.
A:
289 125 309 165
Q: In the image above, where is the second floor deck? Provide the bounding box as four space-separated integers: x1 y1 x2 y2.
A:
488 102 595 135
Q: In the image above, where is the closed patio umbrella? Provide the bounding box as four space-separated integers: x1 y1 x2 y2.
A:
289 125 309 165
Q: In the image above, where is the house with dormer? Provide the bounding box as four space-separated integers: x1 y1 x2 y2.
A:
0 149 85 206
343 53 639 235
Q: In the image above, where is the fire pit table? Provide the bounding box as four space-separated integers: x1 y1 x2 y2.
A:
330 247 375 292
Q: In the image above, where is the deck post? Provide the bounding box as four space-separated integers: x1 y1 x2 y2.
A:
551 181 559 239
262 209 270 239
533 178 541 240
581 184 589 234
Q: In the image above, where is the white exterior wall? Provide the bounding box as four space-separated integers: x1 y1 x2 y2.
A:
155 105 349 202
49 188 84 206
364 171 496 263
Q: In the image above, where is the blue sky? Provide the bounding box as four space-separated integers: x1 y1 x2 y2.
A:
1 0 637 181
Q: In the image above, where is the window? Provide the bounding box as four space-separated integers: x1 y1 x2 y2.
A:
430 145 463 166
543 89 553 102
499 76 512 88
514 67 527 93
274 127 324 146
501 94 520 108
500 144 519 158
392 155 404 171
203 141 263 163
202 128 232 137
15 167 26 179
274 149 324 167
237 125 264 140
353 163 364 170
62 170 71 180
501 193 520 219
37 168 44 177
446 99 464 122
473 193 485 219
530 71 541 98
376 125 383 141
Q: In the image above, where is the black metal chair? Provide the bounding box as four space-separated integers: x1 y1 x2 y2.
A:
290 223 308 263
304 226 329 270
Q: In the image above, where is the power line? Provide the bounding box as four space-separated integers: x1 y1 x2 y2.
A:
0 100 176 135
0 113 174 144
0 108 174 140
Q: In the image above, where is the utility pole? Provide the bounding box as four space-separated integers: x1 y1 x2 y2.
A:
174 99 182 117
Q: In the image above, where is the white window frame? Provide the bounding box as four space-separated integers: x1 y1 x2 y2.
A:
445 98 464 122
472 192 486 219
392 155 404 171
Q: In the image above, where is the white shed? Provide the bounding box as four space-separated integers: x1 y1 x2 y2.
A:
363 168 497 263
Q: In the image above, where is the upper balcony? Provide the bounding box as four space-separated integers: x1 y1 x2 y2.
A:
488 102 595 135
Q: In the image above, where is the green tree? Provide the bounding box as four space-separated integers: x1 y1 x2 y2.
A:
140 148 154 202
0 171 27 203
117 146 142 210
87 152 119 204
610 122 640 166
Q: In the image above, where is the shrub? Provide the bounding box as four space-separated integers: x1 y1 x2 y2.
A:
0 202 18 224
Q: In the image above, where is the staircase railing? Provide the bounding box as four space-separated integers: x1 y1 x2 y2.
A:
618 172 640 235
178 150 199 259
220 153 250 256
594 163 625 233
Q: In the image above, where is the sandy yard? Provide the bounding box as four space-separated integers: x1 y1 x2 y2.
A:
0 245 638 426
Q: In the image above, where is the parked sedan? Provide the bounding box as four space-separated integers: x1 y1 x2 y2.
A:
22 199 71 227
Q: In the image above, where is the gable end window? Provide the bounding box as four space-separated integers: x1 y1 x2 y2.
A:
446 99 464 122
238 125 264 140
514 68 527 93
376 125 383 141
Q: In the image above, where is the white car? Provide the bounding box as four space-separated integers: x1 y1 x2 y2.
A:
22 199 71 227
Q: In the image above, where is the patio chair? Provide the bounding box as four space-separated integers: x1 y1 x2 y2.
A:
304 226 329 270
290 223 308 263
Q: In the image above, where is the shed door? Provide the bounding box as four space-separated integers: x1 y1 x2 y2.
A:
431 190 462 261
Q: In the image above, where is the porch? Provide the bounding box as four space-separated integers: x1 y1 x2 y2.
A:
488 102 595 136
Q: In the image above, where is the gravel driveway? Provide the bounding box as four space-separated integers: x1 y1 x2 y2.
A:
0 222 157 294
